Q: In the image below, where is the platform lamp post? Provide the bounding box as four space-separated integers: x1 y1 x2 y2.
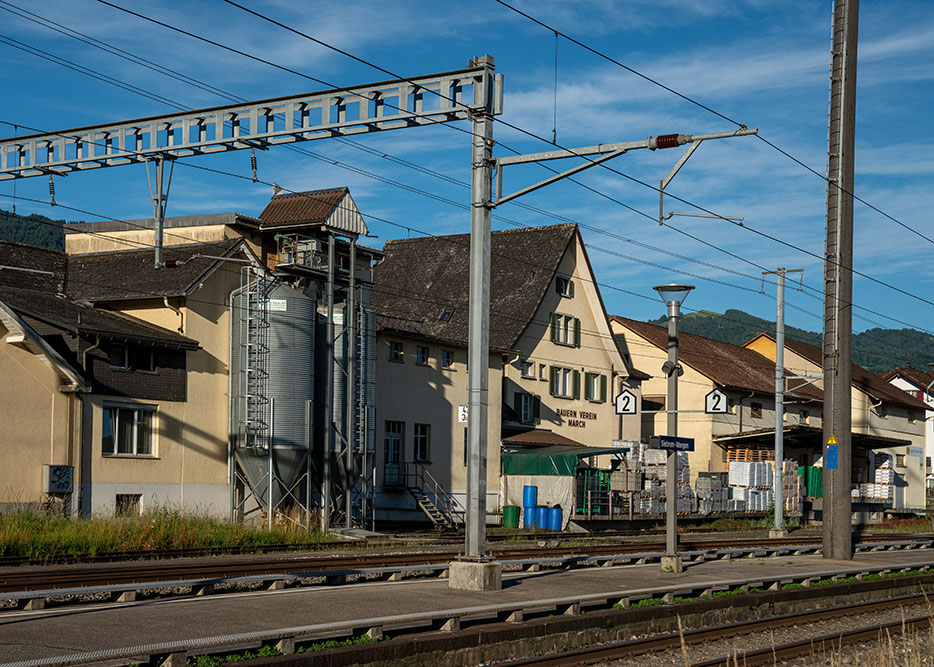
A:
654 284 694 574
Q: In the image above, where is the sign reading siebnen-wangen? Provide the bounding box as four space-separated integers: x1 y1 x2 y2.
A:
556 407 598 428
657 435 695 452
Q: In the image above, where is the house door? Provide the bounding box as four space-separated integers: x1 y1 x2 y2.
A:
384 421 404 487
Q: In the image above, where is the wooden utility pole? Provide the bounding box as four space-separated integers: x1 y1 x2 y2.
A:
822 0 859 560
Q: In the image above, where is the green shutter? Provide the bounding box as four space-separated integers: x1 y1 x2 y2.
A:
572 370 580 399
600 374 607 402
533 395 541 425
549 366 557 396
573 318 581 347
569 280 575 297
584 373 593 401
513 392 522 418
550 312 558 342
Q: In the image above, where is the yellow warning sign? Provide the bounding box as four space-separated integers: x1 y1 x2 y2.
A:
827 435 838 445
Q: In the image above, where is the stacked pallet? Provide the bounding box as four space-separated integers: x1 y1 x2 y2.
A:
639 450 691 514
728 461 774 513
873 454 895 502
695 473 726 515
638 479 664 515
780 459 804 515
726 448 775 463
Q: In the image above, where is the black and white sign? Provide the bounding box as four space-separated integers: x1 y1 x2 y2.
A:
42 464 73 494
705 388 728 414
615 389 637 415
458 405 469 423
658 435 695 452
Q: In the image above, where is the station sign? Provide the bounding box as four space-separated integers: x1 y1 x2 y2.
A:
615 389 638 415
657 435 695 452
705 388 728 414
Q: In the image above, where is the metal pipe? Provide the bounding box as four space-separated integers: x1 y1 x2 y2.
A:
346 238 356 528
774 268 786 533
267 397 275 532
323 232 335 534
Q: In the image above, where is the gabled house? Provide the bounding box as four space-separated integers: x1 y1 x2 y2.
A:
745 334 928 510
610 316 823 483
371 224 641 523
883 367 934 485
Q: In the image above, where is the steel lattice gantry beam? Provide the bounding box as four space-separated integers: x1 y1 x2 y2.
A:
0 64 504 180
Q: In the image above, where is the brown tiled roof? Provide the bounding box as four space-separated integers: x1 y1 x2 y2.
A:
0 286 198 348
372 224 577 350
883 366 934 395
66 239 245 302
0 241 66 294
611 316 823 402
502 429 586 447
257 187 347 227
774 335 929 411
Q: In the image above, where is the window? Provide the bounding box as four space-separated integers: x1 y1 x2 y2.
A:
750 402 763 419
584 372 607 402
416 345 429 366
389 341 403 363
441 350 454 369
439 308 455 322
555 276 574 298
642 395 666 411
514 392 541 425
102 405 155 456
520 359 535 379
384 421 404 486
109 343 129 369
799 409 809 424
115 494 142 517
135 347 155 373
463 427 468 466
549 366 579 399
549 312 580 347
896 454 906 467
413 423 431 462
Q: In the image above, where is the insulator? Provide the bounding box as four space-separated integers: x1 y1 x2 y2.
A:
654 134 681 149
251 148 258 183
48 175 56 206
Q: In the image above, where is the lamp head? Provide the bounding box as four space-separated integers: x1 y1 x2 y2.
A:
653 283 694 306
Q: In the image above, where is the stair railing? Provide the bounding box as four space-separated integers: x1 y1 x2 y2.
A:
404 462 465 526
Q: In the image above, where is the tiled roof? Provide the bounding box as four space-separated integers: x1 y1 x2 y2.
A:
66 239 244 302
0 286 198 348
258 187 348 227
611 316 823 402
371 224 577 350
0 241 66 294
778 336 929 410
883 366 934 395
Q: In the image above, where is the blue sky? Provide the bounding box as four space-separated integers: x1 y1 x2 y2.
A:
1 0 933 341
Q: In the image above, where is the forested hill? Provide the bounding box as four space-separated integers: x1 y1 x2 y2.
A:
0 208 69 251
648 308 934 374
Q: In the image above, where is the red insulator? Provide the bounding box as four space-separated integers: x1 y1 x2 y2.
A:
654 134 681 149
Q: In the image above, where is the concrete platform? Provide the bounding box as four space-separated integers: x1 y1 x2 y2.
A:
2 549 934 664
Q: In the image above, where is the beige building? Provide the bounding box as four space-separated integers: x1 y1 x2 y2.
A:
610 317 823 484
745 334 927 510
371 224 642 523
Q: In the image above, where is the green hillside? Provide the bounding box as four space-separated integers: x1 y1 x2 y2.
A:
649 308 934 373
0 208 68 251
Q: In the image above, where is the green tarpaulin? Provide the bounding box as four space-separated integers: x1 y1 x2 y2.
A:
502 445 630 476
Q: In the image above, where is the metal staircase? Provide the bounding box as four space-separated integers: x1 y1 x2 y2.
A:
403 463 464 528
238 267 277 448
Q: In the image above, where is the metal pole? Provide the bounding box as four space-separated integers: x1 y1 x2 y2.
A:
346 238 356 528
774 268 786 535
305 399 312 530
666 305 680 557
150 157 165 268
465 55 495 560
322 232 335 534
822 0 858 561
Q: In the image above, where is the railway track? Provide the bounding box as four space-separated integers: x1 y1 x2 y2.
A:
490 592 934 666
0 534 926 594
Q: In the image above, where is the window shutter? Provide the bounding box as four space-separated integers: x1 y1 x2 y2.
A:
513 392 522 418
549 366 557 396
572 370 580 399
569 280 575 297
533 395 541 425
550 312 558 342
600 374 607 402
573 318 581 347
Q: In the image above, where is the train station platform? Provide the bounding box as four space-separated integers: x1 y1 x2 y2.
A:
3 546 934 665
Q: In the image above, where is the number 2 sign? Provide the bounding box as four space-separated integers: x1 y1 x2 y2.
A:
705 388 728 414
615 389 637 415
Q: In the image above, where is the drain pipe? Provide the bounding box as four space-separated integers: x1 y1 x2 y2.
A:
163 297 184 334
81 335 101 372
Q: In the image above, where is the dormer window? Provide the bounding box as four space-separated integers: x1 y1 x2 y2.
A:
439 308 455 322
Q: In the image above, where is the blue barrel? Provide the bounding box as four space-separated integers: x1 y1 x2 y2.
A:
522 506 535 528
522 485 538 509
548 506 563 532
535 505 548 530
